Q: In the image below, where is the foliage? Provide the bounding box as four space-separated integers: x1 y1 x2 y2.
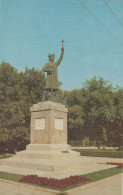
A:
0 168 121 191
66 77 123 146
0 62 122 150
65 89 85 140
68 140 83 147
20 175 90 190
67 105 85 140
118 146 123 151
0 154 13 159
106 162 123 168
81 77 115 142
108 87 123 146
0 62 45 153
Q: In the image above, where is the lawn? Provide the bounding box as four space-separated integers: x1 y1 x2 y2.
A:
73 149 123 158
0 154 13 159
83 167 122 183
0 153 122 191
0 171 23 182
0 167 122 191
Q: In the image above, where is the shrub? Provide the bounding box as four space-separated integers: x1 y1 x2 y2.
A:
118 146 123 151
20 175 90 190
107 162 123 169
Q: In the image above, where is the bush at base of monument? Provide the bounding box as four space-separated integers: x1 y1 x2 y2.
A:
107 162 123 169
20 175 90 190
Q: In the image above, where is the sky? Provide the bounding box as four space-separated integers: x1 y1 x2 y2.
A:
0 0 123 90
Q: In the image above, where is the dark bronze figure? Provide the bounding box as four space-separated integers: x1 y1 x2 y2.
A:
42 40 64 101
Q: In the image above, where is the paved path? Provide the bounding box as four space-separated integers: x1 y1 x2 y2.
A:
0 173 122 195
83 174 122 195
0 179 58 195
68 173 123 195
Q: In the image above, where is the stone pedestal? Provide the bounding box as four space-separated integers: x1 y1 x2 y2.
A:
0 101 100 179
30 101 68 144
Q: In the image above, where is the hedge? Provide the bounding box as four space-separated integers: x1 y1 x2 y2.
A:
73 149 123 158
118 146 123 151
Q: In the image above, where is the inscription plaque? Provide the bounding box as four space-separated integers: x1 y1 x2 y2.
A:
35 118 45 130
55 118 63 130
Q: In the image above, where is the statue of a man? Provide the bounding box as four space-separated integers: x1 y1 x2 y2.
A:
42 40 64 101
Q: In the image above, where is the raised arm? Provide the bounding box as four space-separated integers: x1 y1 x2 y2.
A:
55 41 64 66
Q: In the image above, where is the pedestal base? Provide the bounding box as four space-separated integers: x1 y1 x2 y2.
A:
0 144 95 177
0 144 117 179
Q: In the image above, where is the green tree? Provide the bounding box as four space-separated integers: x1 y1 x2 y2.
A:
0 62 22 153
18 66 45 133
81 77 122 146
65 77 122 147
66 89 85 140
108 87 123 146
0 62 45 153
67 105 85 140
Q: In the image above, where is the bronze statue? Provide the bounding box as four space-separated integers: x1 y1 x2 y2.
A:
42 40 64 101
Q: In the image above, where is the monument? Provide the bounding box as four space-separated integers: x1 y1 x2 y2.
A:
0 41 112 179
42 40 64 101
30 41 67 145
0 41 82 178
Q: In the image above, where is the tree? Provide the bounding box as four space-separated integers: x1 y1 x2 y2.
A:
65 77 122 147
0 62 45 153
67 105 85 140
81 77 122 146
107 87 123 146
0 62 122 150
66 89 85 140
0 62 22 152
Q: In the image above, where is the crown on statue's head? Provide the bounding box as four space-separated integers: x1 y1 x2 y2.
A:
48 53 55 59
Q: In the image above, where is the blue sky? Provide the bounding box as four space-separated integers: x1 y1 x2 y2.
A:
0 0 123 90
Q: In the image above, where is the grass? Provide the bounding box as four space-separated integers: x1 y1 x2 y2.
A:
78 149 117 151
0 167 122 192
0 154 13 159
73 149 123 158
0 153 122 191
0 171 23 182
83 167 122 182
74 149 117 152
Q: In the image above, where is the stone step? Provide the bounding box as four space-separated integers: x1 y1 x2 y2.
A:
0 165 46 176
26 144 71 151
1 157 55 172
0 156 94 172
0 162 117 179
16 149 80 160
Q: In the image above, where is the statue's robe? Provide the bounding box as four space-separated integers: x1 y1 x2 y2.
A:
42 62 58 90
42 48 64 91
